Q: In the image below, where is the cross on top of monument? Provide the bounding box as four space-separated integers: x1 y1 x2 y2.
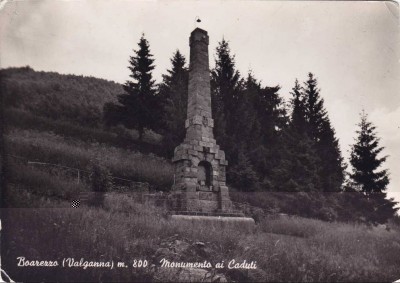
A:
195 16 202 28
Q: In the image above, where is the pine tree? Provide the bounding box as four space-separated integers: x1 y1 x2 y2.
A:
291 79 307 133
303 73 326 142
271 79 320 192
349 111 398 223
104 34 158 140
349 111 389 194
211 39 241 116
303 73 345 191
159 50 188 157
211 39 242 159
228 146 260 191
239 73 269 175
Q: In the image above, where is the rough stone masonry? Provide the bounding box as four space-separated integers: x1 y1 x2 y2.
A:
172 28 232 213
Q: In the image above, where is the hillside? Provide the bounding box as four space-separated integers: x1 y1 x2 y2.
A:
1 66 122 126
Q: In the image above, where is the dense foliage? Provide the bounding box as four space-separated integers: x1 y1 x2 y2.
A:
0 66 121 126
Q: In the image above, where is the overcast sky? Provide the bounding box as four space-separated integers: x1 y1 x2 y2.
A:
1 0 399 206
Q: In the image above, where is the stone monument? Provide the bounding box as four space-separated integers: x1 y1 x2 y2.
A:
171 28 233 214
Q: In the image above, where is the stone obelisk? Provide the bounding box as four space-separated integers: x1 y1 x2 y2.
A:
172 28 232 213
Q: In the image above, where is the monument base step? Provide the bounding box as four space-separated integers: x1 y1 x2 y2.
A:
171 210 245 217
170 214 255 226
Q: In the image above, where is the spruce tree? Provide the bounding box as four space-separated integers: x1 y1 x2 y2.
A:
159 50 188 157
211 39 242 160
104 34 158 140
349 112 389 195
239 73 269 176
291 79 307 133
229 146 260 191
349 111 398 223
303 73 344 192
303 73 326 142
271 79 320 192
211 39 241 117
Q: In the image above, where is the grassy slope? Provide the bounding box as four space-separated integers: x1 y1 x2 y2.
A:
5 128 173 189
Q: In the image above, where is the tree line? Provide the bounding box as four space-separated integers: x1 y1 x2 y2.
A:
103 34 398 223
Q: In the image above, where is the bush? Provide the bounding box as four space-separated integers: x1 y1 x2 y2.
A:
89 161 113 193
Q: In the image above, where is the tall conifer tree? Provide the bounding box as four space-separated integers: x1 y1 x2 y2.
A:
104 34 158 140
271 79 320 192
303 73 344 191
349 112 389 195
349 112 398 223
159 50 188 157
211 39 242 159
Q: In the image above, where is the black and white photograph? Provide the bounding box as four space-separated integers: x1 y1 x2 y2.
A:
0 0 399 282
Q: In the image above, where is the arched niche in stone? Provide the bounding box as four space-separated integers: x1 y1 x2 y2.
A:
197 160 212 190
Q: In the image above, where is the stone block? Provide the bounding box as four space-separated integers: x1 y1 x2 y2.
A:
184 177 195 183
186 184 197 192
193 115 202 125
199 141 208 147
182 143 193 149
220 200 232 211
184 171 197 178
186 200 199 211
220 190 230 198
211 180 219 189
197 200 219 213
194 145 203 151
219 186 229 193
188 149 198 156
218 175 226 182
191 156 200 166
186 191 197 199
206 154 214 162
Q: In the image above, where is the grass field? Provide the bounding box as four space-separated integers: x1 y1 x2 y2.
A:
3 169 400 282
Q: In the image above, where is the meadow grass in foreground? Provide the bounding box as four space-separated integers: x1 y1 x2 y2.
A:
3 191 400 282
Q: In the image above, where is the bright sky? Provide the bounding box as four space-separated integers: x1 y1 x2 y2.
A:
1 0 399 207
